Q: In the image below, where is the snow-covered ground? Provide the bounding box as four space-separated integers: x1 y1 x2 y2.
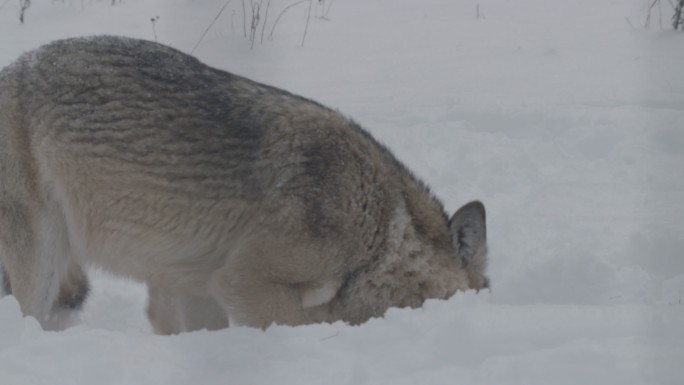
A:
1 0 683 384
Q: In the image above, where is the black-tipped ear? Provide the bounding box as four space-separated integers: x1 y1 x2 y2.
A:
448 201 486 265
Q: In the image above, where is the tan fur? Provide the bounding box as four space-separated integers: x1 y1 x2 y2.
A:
0 36 488 333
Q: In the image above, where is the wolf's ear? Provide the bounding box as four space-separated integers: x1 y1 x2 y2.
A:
448 201 486 265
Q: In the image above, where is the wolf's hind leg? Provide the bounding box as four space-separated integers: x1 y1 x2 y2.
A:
0 199 74 329
54 260 89 311
1 259 88 328
41 260 90 330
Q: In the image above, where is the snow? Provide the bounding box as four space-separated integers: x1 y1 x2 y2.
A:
1 0 683 384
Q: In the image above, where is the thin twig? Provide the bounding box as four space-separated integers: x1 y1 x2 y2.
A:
150 16 160 42
250 0 261 49
192 0 232 54
625 17 636 29
18 0 31 24
268 0 310 40
673 0 684 30
646 0 659 28
260 0 272 44
320 332 339 342
242 0 247 38
301 0 313 47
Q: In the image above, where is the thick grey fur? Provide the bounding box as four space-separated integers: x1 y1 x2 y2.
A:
0 36 488 333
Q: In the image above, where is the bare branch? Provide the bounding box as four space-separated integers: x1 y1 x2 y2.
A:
301 0 312 47
192 0 232 54
268 0 309 40
260 0 272 45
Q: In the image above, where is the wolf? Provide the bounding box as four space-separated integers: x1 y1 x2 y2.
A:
0 36 488 334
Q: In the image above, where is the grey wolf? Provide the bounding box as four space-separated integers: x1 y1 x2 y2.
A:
0 36 488 333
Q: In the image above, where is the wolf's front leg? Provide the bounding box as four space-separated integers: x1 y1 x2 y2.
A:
212 264 312 329
147 285 229 334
